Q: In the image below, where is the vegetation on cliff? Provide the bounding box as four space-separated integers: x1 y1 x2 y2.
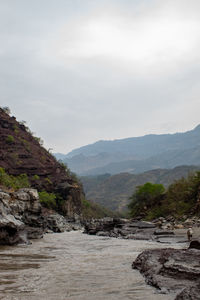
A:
0 167 60 210
128 171 200 219
0 107 72 190
0 107 114 219
0 107 83 217
0 167 30 189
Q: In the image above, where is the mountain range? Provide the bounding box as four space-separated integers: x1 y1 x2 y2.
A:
55 125 200 175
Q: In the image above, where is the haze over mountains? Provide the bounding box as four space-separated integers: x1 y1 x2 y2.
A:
55 125 200 176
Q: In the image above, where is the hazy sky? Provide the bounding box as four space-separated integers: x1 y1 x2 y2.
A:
1 0 200 153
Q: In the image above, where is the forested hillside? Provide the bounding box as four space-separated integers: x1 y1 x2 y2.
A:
80 166 200 212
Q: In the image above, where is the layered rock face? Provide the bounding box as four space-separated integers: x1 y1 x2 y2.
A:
0 188 82 245
133 246 200 299
0 108 83 217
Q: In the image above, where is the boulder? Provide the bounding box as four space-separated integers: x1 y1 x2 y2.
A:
0 191 11 201
189 240 200 250
13 190 30 201
10 188 41 216
26 226 44 239
19 188 39 200
175 282 200 300
0 188 81 245
84 218 157 240
0 199 25 245
133 248 200 298
45 213 77 233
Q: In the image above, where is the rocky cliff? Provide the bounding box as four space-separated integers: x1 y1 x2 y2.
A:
0 107 83 217
0 187 82 245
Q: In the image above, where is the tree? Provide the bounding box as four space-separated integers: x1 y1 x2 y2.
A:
128 182 165 217
163 172 200 216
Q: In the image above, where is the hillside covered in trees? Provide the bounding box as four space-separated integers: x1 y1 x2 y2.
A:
81 166 200 212
128 171 200 220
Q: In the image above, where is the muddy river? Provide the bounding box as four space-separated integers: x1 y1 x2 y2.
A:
0 231 187 300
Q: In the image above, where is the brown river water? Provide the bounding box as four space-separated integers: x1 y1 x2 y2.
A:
0 231 187 300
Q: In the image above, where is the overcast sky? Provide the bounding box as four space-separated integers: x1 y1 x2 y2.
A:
1 0 200 153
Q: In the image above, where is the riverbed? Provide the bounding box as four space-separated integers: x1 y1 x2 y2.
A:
0 231 187 300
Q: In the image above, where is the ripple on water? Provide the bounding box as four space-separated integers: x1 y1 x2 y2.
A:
0 231 185 300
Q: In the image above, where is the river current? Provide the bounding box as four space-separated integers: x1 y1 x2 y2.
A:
0 231 186 300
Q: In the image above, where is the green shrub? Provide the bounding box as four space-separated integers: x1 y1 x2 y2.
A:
34 136 44 146
128 182 165 217
6 135 14 144
20 138 31 152
12 124 19 133
39 191 56 209
14 174 30 189
45 177 52 185
163 175 199 216
32 175 40 181
0 168 30 189
128 171 200 219
0 168 11 187
145 206 166 220
82 198 91 209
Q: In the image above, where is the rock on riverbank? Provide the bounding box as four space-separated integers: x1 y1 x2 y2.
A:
0 188 82 245
132 243 200 299
83 217 175 241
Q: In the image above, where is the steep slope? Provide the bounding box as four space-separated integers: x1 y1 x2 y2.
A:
0 108 83 217
58 125 200 175
81 166 200 212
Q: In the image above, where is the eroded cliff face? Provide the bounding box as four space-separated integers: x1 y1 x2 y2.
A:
0 108 83 217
